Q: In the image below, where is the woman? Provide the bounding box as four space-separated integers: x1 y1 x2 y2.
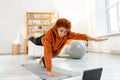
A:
29 18 108 77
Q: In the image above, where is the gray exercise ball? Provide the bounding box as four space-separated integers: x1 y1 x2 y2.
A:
67 40 86 59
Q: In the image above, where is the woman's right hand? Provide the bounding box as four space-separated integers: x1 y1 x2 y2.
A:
47 71 58 77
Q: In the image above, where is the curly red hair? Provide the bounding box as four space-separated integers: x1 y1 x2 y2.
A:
55 18 71 29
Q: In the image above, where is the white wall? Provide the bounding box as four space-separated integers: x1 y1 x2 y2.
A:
0 0 91 54
52 0 91 33
89 35 120 54
0 0 20 54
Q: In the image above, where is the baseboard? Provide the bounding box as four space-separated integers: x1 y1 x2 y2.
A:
0 53 11 55
88 49 120 54
0 53 24 55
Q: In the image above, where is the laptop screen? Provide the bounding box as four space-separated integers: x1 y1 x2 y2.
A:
82 68 103 80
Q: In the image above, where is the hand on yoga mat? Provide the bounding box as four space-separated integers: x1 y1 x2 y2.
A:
47 71 58 77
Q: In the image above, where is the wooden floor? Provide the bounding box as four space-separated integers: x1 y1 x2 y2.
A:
0 52 120 80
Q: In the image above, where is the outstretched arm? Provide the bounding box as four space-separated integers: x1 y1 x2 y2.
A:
87 36 108 42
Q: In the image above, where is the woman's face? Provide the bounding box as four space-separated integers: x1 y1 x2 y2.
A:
57 27 69 38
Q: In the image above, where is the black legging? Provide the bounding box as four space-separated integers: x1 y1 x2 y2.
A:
29 34 45 46
29 34 46 68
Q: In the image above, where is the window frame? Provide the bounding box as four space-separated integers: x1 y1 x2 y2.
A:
105 0 120 34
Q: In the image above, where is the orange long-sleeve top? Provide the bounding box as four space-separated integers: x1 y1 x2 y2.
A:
42 26 88 71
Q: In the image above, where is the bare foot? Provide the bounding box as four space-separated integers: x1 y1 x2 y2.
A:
39 60 42 64
39 57 43 64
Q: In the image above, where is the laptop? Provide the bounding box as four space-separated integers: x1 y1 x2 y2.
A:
82 67 103 80
63 67 103 80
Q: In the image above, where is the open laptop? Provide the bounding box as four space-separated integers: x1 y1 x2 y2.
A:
82 67 103 80
63 67 103 80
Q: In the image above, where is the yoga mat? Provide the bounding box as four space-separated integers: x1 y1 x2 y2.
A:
22 63 80 80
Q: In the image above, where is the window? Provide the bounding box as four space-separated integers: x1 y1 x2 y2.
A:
106 0 120 34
